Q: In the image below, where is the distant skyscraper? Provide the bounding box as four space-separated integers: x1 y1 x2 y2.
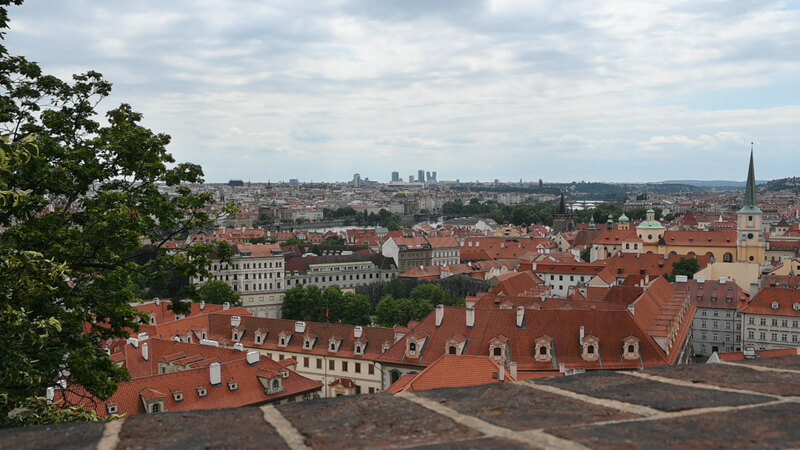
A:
352 173 361 188
431 171 437 182
418 170 425 183
409 175 415 183
391 171 400 182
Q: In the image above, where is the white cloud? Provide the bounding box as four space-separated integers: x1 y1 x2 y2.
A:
3 0 799 182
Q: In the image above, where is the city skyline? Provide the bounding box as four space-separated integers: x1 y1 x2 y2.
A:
5 1 800 183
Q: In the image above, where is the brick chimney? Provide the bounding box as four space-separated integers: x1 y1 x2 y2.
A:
435 304 445 327
466 307 475 328
516 306 525 328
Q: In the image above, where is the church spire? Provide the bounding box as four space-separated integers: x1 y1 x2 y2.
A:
741 143 760 212
558 192 567 215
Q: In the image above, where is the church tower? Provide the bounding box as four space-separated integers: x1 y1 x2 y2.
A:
736 145 765 263
552 193 575 233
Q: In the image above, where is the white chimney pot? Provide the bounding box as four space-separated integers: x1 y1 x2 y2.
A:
210 362 222 385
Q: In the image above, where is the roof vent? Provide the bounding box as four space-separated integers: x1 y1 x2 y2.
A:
246 351 260 365
223 302 231 310
354 326 363 339
233 343 244 351
200 339 220 347
231 316 241 327
295 321 306 333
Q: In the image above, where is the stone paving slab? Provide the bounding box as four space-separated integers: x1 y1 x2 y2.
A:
549 401 800 449
118 407 289 450
419 383 635 431
277 393 482 449
537 370 772 412
645 363 800 396
0 421 106 450
740 355 800 370
408 436 537 449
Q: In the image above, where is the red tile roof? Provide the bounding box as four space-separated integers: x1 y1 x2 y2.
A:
377 305 679 374
662 231 737 247
386 355 516 393
740 288 800 317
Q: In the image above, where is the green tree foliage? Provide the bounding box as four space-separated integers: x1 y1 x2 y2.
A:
670 257 701 281
374 283 465 327
0 1 228 426
280 285 371 326
441 199 556 226
323 207 401 228
280 236 305 246
195 280 241 306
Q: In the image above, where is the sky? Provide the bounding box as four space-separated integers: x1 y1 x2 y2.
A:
4 0 800 183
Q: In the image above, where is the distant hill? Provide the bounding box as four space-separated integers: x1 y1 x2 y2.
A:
763 177 800 192
660 180 768 188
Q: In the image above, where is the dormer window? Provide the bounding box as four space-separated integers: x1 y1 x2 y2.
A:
488 335 508 362
232 328 242 342
227 380 238 391
172 391 183 402
328 337 342 353
448 346 457 354
106 404 119 415
197 386 207 397
581 336 600 362
255 330 265 345
622 336 640 360
278 332 290 348
272 379 280 389
534 335 553 362
149 313 156 325
382 342 391 353
772 302 780 310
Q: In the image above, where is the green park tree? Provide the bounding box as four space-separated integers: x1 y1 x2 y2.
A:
195 280 241 306
0 1 231 426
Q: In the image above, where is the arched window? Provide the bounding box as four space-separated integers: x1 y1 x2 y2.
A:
448 346 457 355
493 347 502 356
587 345 595 355
390 370 401 384
539 346 547 355
627 345 635 353
723 253 733 263
409 342 416 352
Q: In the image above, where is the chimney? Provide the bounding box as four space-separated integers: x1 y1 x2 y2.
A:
295 321 306 333
466 307 475 328
172 336 180 342
223 302 231 310
231 315 241 327
532 263 537 271
354 326 363 339
200 339 220 347
200 300 206 310
128 337 139 348
644 275 650 285
499 364 505 382
141 342 149 361
516 306 525 328
46 386 55 402
675 275 688 283
137 332 150 342
509 361 518 380
233 343 244 351
696 276 705 284
209 362 221 385
720 277 727 285
435 304 445 327
246 351 260 365
579 325 585 341
154 297 160 306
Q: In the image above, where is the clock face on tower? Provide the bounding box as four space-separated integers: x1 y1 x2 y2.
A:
747 233 754 239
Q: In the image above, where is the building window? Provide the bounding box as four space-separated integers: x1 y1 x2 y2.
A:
316 359 322 369
449 346 457 354
303 357 309 367
355 363 361 373
329 360 335 371
368 364 374 375
342 361 348 372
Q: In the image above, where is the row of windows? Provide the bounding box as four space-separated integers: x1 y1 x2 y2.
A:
240 282 281 291
699 309 734 317
699 320 732 330
548 275 587 282
213 261 283 271
272 354 377 375
747 331 799 343
748 317 800 328
699 332 735 342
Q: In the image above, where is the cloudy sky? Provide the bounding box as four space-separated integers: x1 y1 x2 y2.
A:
5 1 800 183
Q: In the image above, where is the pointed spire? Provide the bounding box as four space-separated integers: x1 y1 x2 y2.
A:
742 143 760 211
558 192 567 215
